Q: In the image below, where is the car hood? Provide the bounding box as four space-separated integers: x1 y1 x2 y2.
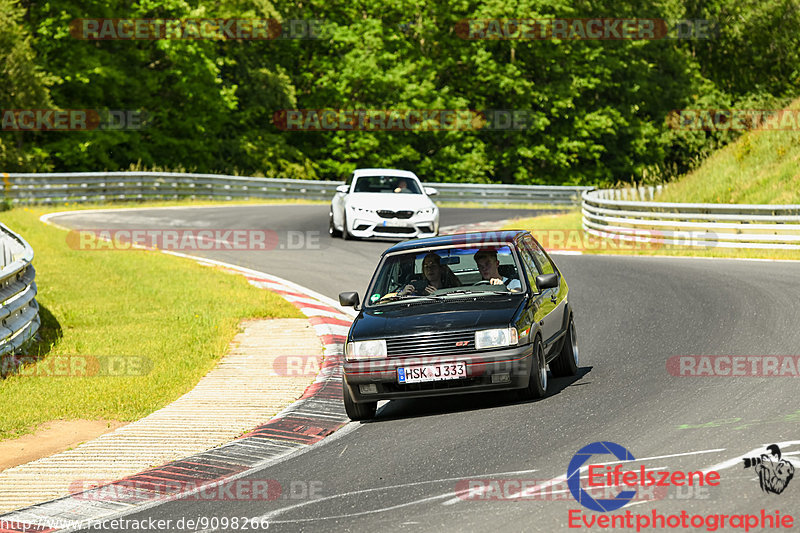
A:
346 192 435 211
351 295 526 340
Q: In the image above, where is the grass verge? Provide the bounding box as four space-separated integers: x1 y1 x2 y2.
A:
506 211 800 261
655 97 800 204
0 206 303 441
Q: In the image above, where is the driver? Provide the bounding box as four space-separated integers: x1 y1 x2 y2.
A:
393 178 409 193
474 249 522 291
400 252 460 295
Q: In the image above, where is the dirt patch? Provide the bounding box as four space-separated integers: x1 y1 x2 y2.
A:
0 419 127 472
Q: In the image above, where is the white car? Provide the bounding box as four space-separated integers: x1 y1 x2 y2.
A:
329 169 440 239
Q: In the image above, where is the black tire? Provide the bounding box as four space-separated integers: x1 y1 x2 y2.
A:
343 383 376 421
550 315 579 377
342 213 353 240
518 336 547 400
329 211 342 238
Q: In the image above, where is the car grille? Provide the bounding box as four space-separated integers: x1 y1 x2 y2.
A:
373 226 416 234
377 210 414 219
386 330 477 357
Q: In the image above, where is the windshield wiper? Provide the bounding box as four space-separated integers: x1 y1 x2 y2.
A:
375 294 439 304
438 289 507 297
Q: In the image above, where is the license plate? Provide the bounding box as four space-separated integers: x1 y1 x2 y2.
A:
398 362 467 384
383 220 408 228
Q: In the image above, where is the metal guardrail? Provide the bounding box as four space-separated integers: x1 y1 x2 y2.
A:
582 187 800 250
1 172 592 206
0 224 40 356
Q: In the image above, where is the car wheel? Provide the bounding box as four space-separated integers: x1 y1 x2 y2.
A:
342 213 353 240
518 336 547 400
550 315 579 377
343 383 376 421
329 211 342 238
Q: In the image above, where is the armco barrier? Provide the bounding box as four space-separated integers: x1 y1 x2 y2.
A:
582 187 800 250
1 172 592 206
0 223 40 356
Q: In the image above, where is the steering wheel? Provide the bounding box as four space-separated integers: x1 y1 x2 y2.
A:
473 280 493 286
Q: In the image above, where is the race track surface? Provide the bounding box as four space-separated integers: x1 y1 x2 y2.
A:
52 205 800 532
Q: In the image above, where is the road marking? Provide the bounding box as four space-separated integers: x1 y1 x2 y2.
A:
243 469 540 527
440 447 726 506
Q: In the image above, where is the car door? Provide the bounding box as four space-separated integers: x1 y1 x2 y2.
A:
515 239 547 342
332 173 353 228
521 235 565 353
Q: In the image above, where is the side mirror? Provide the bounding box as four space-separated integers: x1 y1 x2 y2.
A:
335 184 349 193
424 187 438 196
339 291 360 307
535 273 559 291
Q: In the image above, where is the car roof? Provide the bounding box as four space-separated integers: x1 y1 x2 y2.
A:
383 230 529 255
353 168 419 179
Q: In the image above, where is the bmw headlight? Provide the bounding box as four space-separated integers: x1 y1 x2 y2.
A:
346 339 387 360
349 205 374 214
416 207 437 216
474 328 519 350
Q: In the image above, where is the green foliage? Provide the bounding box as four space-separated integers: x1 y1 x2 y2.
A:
0 0 54 171
1 0 798 185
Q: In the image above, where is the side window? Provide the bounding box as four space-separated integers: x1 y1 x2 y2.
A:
344 173 355 190
518 238 541 291
525 235 555 276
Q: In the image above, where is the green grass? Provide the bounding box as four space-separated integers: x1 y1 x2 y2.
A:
506 210 800 260
0 207 303 441
656 97 800 204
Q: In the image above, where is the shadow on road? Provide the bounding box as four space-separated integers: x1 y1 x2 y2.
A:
364 366 592 423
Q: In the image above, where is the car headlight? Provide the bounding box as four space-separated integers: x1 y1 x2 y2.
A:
474 328 518 350
416 207 437 216
349 205 374 214
346 339 387 360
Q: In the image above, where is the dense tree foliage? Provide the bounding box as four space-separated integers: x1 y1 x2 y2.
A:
1 0 798 185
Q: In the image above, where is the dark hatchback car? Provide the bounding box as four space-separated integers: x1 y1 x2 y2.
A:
338 230 578 420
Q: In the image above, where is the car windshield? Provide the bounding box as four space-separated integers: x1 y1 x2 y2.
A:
366 245 524 306
353 175 422 194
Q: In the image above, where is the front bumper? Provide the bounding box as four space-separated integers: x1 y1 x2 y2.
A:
342 344 533 403
348 211 438 238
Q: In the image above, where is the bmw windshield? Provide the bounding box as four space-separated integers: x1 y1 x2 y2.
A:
353 175 422 194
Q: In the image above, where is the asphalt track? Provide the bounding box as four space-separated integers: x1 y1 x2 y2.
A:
52 205 800 532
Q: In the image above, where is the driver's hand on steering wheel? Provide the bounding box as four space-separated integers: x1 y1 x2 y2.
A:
489 278 503 285
424 284 437 295
399 284 415 296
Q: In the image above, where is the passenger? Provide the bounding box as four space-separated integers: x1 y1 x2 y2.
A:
473 249 522 291
400 252 460 295
393 179 409 193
